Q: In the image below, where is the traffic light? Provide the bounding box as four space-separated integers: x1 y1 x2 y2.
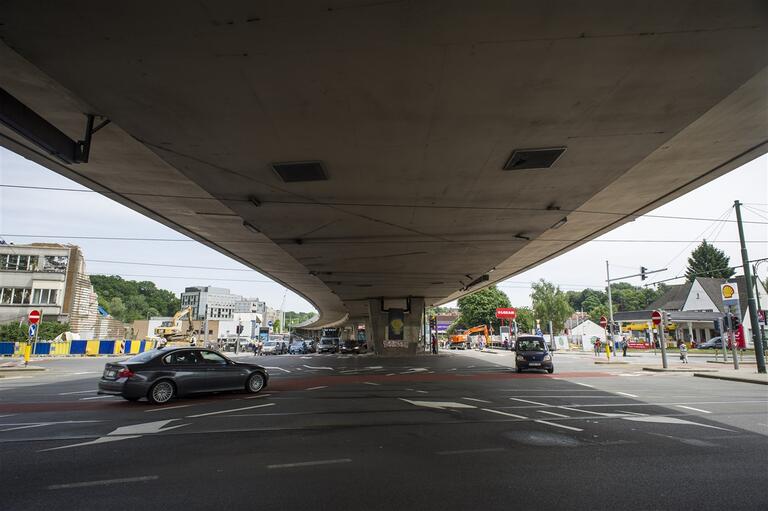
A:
640 266 648 281
731 314 741 329
713 319 721 334
429 316 437 332
724 314 732 331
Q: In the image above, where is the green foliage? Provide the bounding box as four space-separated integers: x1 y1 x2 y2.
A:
284 311 316 328
457 285 511 331
0 321 70 342
565 282 667 323
90 275 180 323
272 319 281 332
685 240 735 281
514 306 535 334
530 279 573 333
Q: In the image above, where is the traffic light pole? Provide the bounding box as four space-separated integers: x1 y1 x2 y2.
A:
734 201 767 374
658 315 668 369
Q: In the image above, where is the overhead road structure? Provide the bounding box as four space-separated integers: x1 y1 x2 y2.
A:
1 2 767 353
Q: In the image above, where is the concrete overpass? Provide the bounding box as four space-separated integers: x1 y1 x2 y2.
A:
1 1 767 352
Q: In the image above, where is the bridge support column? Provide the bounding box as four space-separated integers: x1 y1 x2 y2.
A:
367 298 425 355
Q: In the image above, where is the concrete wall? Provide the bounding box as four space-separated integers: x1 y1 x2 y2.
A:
367 298 425 355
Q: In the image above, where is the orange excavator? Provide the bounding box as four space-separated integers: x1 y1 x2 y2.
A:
449 325 490 350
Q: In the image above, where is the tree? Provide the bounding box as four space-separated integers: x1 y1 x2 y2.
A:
272 319 281 333
514 306 535 334
685 240 735 281
107 297 126 320
0 321 70 342
530 279 573 333
457 285 511 331
90 275 180 322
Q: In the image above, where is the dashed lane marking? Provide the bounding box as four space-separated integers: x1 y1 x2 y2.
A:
267 458 351 469
437 448 505 455
534 419 583 432
508 398 549 406
305 386 328 391
244 393 272 399
386 373 396 376
481 408 527 419
303 365 334 371
265 367 291 373
677 405 712 414
615 392 639 398
145 405 192 413
573 382 595 388
58 390 97 396
79 396 114 401
187 403 275 418
538 410 570 418
462 397 492 404
47 475 159 490
363 382 381 386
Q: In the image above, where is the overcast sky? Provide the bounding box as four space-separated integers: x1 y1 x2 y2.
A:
1 147 766 313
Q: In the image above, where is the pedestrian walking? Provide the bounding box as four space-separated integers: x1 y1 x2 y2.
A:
594 338 601 356
679 341 689 364
621 337 628 357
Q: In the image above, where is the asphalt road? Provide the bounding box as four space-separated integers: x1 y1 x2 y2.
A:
1 350 766 510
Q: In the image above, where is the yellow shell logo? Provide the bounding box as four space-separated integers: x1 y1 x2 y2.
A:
722 285 735 299
390 318 404 335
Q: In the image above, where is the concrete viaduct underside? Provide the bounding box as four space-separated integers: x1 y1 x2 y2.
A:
1 1 766 351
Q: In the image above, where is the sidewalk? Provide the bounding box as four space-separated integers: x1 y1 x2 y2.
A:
693 368 768 385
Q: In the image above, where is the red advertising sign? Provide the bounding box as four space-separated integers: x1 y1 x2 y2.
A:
627 340 650 349
495 308 517 319
734 325 746 349
28 310 41 325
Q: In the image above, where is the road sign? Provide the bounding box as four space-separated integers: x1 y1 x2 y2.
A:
495 307 517 319
267 320 273 327
28 309 41 325
599 316 608 328
28 323 37 338
720 282 740 307
651 310 662 326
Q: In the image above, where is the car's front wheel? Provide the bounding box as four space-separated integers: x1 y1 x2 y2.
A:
148 380 175 405
247 372 266 393
547 367 554 374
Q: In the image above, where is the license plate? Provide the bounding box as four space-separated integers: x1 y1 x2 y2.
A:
529 362 541 366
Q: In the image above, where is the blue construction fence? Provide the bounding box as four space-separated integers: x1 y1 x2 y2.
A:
0 339 158 357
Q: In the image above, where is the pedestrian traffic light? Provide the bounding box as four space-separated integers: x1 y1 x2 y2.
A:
713 319 721 334
724 314 732 330
640 266 648 281
429 316 437 331
731 314 741 329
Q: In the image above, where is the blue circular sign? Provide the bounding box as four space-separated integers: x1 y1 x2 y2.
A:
268 320 273 327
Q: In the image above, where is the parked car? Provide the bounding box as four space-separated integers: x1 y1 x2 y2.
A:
317 337 339 354
98 347 268 404
340 340 362 354
697 336 724 349
289 341 307 354
261 340 282 355
514 335 554 374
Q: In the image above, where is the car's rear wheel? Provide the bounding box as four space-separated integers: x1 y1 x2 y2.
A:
247 372 266 393
148 380 175 405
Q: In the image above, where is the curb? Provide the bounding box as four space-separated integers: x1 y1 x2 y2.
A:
594 360 629 365
693 372 768 385
705 360 757 365
0 366 46 374
642 367 718 373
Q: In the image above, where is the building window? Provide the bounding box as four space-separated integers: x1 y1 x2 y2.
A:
42 255 68 272
0 288 32 304
0 254 33 271
32 289 58 305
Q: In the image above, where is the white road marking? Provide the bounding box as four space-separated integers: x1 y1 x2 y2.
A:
305 386 328 391
622 415 732 431
58 390 97 395
509 398 549 406
145 404 192 413
72 372 99 375
615 392 638 398
47 475 159 490
534 419 583 432
0 423 55 432
574 382 594 388
187 403 275 418
401 399 476 410
676 405 712 414
79 395 114 400
40 435 141 452
365 366 383 370
558 406 627 418
363 382 381 386
386 373 396 376
0 414 15 418
415 390 428 394
0 376 32 380
538 410 570 418
437 448 505 455
264 366 291 373
244 393 272 399
481 408 527 419
462 397 491 404
400 368 428 374
267 458 352 469
303 365 334 370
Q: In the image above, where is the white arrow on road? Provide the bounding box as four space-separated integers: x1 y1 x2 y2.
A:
39 419 189 452
400 399 476 410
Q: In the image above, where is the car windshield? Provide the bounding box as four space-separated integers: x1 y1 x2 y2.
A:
517 338 546 351
263 341 276 346
320 338 336 344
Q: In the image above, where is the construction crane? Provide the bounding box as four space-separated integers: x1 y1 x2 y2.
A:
154 306 197 346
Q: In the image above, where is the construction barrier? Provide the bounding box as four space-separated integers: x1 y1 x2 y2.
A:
69 340 87 355
0 342 15 355
0 339 157 357
32 343 51 355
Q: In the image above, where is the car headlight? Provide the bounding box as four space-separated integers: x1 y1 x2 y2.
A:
543 355 551 361
516 355 526 361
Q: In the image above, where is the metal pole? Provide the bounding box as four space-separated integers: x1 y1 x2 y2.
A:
606 261 614 345
730 316 739 370
549 320 554 351
659 313 668 369
32 310 43 360
754 263 766 358
734 201 766 373
720 317 727 362
203 304 209 348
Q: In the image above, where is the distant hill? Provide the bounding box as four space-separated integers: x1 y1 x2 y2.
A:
90 275 180 323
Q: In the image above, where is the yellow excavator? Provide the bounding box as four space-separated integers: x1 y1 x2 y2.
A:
450 325 490 350
154 306 197 346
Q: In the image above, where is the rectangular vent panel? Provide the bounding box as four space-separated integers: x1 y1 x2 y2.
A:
503 147 566 170
272 161 328 182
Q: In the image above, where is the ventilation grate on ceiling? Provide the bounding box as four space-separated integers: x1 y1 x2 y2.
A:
272 161 328 182
503 147 566 171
